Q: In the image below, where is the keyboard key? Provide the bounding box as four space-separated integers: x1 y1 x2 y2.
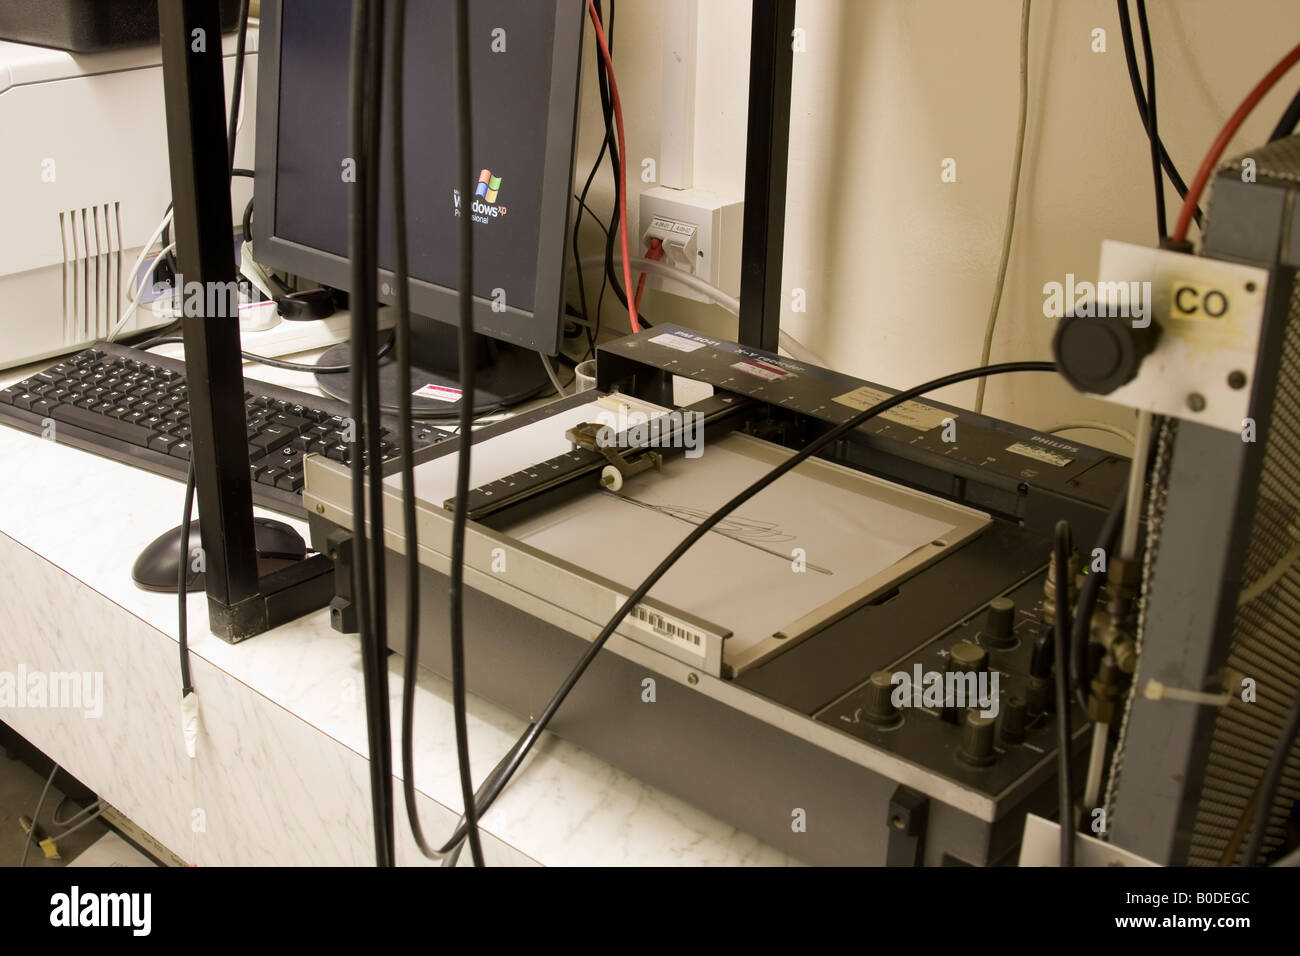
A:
51 403 153 446
271 412 310 432
150 434 181 454
169 441 192 459
249 424 294 454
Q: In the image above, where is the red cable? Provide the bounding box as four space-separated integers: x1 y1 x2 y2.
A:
1172 40 1300 244
634 237 665 310
588 0 641 333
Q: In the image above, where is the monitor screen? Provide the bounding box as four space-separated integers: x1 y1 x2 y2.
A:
254 0 583 354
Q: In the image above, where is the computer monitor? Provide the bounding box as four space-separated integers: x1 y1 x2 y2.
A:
252 0 584 413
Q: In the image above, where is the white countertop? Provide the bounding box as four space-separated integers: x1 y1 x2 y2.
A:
0 347 793 866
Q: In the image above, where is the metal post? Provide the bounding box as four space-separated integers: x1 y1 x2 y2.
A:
738 0 796 353
157 0 263 639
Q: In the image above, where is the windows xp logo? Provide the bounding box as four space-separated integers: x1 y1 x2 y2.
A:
475 169 503 204
454 168 507 223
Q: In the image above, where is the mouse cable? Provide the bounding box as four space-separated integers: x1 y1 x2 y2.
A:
434 359 1059 855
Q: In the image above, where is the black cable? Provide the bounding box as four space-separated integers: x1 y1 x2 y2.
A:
1242 683 1300 865
1134 0 1166 240
1268 85 1300 142
1116 1 1203 230
364 0 395 869
388 0 438 861
590 1 650 329
241 196 255 247
178 462 195 697
348 0 394 868
589 2 617 348
370 5 398 865
1071 484 1127 712
435 360 1059 853
572 0 614 360
1053 519 1075 867
449 0 486 868
226 0 250 169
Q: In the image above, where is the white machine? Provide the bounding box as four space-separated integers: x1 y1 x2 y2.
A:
0 29 257 370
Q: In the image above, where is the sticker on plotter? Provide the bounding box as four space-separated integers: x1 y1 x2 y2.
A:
649 332 706 353
619 595 708 660
730 359 794 382
1005 442 1073 467
413 383 463 402
832 386 951 432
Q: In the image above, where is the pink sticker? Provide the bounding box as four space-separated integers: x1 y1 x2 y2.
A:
413 383 463 402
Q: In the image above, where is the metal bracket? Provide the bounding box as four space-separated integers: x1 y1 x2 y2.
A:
885 785 929 866
566 421 663 490
327 530 359 635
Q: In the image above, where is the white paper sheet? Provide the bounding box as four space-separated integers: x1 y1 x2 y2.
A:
501 434 959 662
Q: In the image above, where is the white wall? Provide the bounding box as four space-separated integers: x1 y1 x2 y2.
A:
570 0 1300 452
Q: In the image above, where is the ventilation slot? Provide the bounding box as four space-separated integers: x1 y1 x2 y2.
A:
59 203 122 344
1187 281 1300 866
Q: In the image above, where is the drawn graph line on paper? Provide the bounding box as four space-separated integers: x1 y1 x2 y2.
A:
604 492 834 575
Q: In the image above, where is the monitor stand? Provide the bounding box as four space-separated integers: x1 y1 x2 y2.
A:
313 321 552 417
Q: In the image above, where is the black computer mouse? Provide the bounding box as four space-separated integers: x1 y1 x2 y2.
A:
131 517 308 593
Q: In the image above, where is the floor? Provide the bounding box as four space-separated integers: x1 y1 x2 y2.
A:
0 749 111 867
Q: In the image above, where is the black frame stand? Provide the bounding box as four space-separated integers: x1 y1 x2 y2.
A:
738 0 796 353
158 0 333 642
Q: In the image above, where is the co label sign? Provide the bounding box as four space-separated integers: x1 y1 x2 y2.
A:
1171 282 1230 320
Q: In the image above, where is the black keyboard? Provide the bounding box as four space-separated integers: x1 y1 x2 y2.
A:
0 341 450 517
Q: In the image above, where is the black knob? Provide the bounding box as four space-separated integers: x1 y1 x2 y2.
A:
948 640 988 673
1001 696 1027 744
1025 675 1051 717
959 711 997 767
862 670 901 727
1052 311 1160 395
982 597 1017 650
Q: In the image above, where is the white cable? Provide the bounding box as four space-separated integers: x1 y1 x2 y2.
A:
540 352 567 398
1239 528 1300 608
972 0 1031 415
1083 722 1108 810
107 213 174 341
573 256 832 368
106 46 247 344
1046 420 1138 446
578 255 739 313
1120 410 1152 561
108 241 178 341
